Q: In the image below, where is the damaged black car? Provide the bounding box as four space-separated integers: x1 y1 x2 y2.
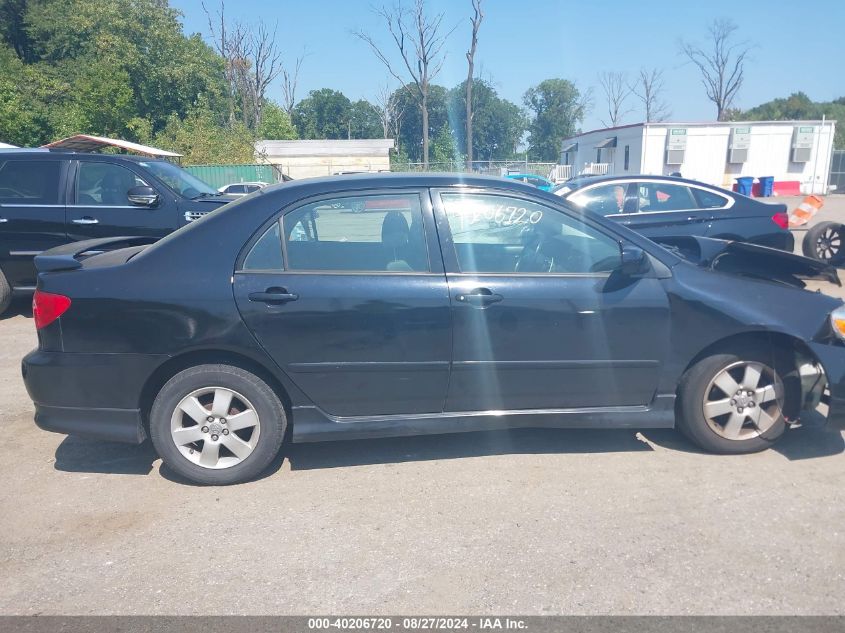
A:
21 173 845 485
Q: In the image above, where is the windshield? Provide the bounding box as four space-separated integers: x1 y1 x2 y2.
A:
138 161 217 198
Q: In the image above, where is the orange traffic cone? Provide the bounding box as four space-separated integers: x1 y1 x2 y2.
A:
788 195 824 228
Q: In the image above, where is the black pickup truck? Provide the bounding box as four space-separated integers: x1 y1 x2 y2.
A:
0 150 234 313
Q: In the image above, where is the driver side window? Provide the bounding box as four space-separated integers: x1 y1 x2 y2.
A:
76 162 148 206
441 193 621 274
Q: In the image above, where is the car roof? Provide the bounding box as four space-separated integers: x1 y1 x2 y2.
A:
0 149 171 163
261 172 543 195
563 173 724 190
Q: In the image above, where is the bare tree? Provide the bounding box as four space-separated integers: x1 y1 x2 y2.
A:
242 22 284 129
353 0 457 167
281 53 305 117
373 84 405 140
464 0 483 169
630 67 670 122
680 19 751 121
597 71 632 127
202 0 248 125
203 1 285 131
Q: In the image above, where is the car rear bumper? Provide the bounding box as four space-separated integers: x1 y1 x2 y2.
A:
752 230 794 252
34 404 146 443
22 349 167 444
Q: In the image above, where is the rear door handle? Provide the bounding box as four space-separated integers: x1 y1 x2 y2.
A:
248 290 299 304
0 218 7 223
72 217 99 225
455 288 503 307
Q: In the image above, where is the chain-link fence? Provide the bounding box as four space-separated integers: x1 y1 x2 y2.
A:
391 160 558 179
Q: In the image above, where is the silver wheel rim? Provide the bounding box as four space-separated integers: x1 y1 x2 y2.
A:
815 226 842 261
170 387 261 469
702 360 784 440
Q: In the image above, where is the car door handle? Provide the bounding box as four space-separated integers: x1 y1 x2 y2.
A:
248 290 299 304
72 217 99 225
455 288 503 306
0 217 7 223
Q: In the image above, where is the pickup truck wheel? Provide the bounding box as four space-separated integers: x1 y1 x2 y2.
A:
803 221 845 265
0 270 10 315
677 347 796 454
149 364 286 485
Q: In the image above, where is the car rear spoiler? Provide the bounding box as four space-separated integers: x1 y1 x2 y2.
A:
34 236 158 273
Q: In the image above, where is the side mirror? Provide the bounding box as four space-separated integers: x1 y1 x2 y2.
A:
128 186 159 208
620 245 647 276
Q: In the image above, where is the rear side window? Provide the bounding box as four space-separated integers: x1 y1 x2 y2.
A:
243 222 284 270
692 188 730 209
570 183 631 215
637 183 697 212
0 160 61 204
282 194 429 272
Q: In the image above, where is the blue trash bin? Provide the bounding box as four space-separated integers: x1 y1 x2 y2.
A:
759 176 774 197
736 177 754 196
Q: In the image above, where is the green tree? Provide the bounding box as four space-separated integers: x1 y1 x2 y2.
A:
523 79 588 161
153 101 256 164
257 101 297 140
429 123 462 165
292 88 353 139
0 0 227 144
448 79 526 161
390 84 449 163
742 92 845 149
348 99 383 139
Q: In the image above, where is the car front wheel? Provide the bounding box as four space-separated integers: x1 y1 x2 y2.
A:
149 364 286 485
676 347 796 454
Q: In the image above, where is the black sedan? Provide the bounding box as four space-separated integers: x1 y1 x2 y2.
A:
22 173 845 485
554 175 794 251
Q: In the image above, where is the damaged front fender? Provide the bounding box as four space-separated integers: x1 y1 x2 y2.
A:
653 235 841 288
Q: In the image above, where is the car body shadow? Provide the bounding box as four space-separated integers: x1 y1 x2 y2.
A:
54 435 157 476
0 297 31 321
52 419 844 483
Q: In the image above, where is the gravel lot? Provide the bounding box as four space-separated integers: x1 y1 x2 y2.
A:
1 195 845 615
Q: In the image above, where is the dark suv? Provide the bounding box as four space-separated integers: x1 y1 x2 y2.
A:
0 150 233 313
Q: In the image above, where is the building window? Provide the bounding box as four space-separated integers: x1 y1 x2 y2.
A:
596 148 601 163
624 145 630 171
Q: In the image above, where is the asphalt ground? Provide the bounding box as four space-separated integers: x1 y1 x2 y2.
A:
1 195 844 615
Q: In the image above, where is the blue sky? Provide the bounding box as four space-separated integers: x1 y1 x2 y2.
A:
171 0 844 131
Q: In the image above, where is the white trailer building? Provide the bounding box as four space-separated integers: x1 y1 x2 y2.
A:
255 139 395 180
558 120 837 195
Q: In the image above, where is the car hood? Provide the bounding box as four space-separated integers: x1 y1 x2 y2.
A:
652 235 841 288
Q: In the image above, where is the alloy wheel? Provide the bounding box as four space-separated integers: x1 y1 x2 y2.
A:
702 360 784 440
813 225 842 262
170 386 261 469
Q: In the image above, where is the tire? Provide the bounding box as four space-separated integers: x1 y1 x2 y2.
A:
676 345 799 454
802 221 845 265
149 364 286 485
0 270 10 315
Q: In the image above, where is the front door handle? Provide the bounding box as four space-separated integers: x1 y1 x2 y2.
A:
455 288 503 307
72 217 99 225
248 289 299 304
0 217 7 223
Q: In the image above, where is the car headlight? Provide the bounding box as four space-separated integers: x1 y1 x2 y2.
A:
830 305 845 341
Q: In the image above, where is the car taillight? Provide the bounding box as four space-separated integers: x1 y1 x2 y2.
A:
771 211 789 229
32 290 71 330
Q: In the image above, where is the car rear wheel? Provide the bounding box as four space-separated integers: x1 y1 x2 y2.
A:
0 270 10 315
677 347 796 454
149 364 286 485
803 221 845 265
